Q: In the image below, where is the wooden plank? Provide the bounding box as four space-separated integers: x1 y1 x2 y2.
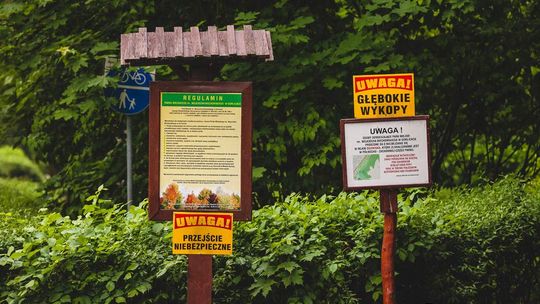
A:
260 30 270 56
253 30 268 56
173 27 183 57
148 27 166 58
125 33 136 60
156 27 166 57
235 30 247 56
265 31 274 61
147 31 157 58
120 33 128 65
200 30 210 57
217 31 228 56
207 26 219 56
122 25 274 63
226 25 236 55
243 25 255 55
165 29 179 57
183 31 192 57
134 28 148 59
190 26 203 56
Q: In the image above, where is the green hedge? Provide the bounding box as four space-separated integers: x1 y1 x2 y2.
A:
0 146 45 213
0 178 44 213
0 146 44 182
1 177 539 303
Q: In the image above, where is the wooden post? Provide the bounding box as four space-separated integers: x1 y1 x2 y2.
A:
187 255 212 303
181 65 216 304
128 25 272 304
380 189 398 304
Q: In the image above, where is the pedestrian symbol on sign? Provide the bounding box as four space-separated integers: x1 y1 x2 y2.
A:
119 89 136 110
105 68 153 115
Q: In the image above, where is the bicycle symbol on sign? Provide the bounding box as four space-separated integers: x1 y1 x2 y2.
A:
120 69 147 85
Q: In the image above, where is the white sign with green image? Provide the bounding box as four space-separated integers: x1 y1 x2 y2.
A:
342 117 431 189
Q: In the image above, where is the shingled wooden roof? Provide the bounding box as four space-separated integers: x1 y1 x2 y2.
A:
120 25 273 66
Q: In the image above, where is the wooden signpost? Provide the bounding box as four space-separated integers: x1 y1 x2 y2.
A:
120 25 273 303
343 74 431 303
148 81 252 304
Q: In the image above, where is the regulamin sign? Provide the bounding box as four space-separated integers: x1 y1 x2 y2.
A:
148 81 253 221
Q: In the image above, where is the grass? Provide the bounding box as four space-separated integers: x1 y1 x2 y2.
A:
0 145 45 182
0 177 44 212
0 146 45 212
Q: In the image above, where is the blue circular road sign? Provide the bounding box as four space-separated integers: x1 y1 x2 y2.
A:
105 68 153 115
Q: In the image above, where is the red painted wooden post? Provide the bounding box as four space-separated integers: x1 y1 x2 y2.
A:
380 189 398 304
187 255 212 304
185 66 214 304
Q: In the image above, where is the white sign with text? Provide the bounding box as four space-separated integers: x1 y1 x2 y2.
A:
341 116 431 189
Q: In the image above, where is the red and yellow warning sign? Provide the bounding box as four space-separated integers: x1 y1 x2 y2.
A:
353 73 415 119
172 212 233 255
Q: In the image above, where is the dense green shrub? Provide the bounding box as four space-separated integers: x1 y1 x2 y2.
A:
0 186 187 304
0 146 45 213
1 177 539 303
398 176 540 303
0 146 44 182
0 178 44 213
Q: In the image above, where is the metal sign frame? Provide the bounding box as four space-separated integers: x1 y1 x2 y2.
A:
148 81 253 221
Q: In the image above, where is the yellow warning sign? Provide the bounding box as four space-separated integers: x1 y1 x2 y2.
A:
353 73 415 118
172 212 233 255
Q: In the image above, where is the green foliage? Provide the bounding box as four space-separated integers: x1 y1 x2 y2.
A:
0 186 187 304
0 146 44 182
0 178 44 213
0 0 157 213
222 0 540 200
398 176 540 302
1 0 539 209
0 146 45 213
1 177 538 303
215 191 384 303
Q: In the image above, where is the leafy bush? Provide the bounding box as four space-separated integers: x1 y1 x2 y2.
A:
398 176 540 303
0 146 44 182
1 177 539 303
0 146 45 213
0 186 187 304
0 178 44 213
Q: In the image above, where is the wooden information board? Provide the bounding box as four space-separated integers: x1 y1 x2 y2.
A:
148 81 253 221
